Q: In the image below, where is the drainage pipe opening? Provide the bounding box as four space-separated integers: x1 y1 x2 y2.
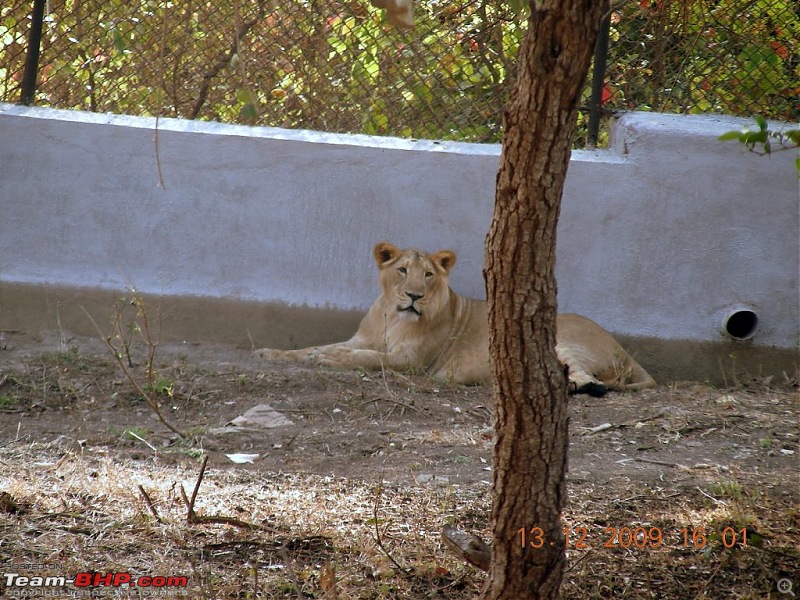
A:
723 310 759 340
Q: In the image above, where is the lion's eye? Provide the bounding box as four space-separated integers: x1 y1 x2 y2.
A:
425 271 433 278
398 267 407 275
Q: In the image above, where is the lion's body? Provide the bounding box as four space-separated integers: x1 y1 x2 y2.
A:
255 243 655 395
555 313 656 394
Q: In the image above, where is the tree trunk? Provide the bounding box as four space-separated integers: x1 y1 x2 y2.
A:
483 2 608 599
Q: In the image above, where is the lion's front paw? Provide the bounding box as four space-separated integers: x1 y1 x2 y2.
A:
315 354 343 368
315 346 362 369
254 347 325 366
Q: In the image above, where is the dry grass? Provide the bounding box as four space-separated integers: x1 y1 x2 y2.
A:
0 336 797 598
0 439 489 599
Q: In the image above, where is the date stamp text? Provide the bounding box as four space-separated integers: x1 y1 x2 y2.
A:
515 525 749 550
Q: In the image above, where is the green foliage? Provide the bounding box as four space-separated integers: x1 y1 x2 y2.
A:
122 426 151 441
708 480 744 499
254 0 521 141
720 116 800 175
148 377 175 397
0 395 18 409
1 0 797 144
605 0 799 124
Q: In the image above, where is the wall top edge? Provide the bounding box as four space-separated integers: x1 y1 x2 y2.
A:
0 102 503 157
613 110 798 137
6 102 794 163
0 102 627 164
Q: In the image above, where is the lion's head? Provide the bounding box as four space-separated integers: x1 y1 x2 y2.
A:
372 242 456 323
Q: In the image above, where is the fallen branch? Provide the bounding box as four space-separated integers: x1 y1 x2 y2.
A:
634 457 681 468
440 524 490 571
582 412 667 436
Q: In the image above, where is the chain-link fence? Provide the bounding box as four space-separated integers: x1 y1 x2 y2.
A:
605 0 798 124
2 0 798 146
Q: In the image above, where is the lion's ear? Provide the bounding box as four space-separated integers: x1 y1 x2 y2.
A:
433 250 457 274
374 242 400 268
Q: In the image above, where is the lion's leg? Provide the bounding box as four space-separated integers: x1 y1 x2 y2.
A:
254 342 356 365
256 343 415 374
565 365 608 397
557 346 608 397
589 360 655 393
316 347 417 373
596 352 656 392
621 360 656 391
569 368 609 398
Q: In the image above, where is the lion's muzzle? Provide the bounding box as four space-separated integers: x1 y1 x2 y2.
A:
397 291 423 317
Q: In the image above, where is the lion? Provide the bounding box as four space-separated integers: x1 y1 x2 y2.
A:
255 242 656 396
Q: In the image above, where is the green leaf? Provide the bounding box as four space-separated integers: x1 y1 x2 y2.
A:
327 36 347 56
236 90 258 122
239 103 257 121
507 0 528 16
112 28 126 53
784 129 800 145
236 89 257 105
741 130 768 144
148 377 174 396
754 115 767 132
718 131 743 141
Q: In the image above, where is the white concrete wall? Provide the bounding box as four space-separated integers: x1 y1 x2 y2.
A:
1 103 798 351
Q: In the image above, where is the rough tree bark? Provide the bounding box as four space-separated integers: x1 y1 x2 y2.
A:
483 2 608 599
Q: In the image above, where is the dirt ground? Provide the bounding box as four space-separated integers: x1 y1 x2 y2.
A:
0 327 798 599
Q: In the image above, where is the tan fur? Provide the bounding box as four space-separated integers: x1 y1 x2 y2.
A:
556 313 656 394
369 0 414 28
255 243 656 393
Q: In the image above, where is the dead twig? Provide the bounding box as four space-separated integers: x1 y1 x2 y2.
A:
0 434 29 449
696 486 728 506
583 412 667 436
693 555 727 600
82 302 187 439
138 485 163 523
153 4 168 189
634 457 681 468
179 455 262 530
371 484 412 576
279 544 305 600
186 454 208 518
564 547 593 573
378 396 420 413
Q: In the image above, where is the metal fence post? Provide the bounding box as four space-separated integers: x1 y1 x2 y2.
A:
586 12 611 149
20 0 47 105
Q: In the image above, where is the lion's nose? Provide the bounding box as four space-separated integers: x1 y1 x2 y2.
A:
406 292 423 302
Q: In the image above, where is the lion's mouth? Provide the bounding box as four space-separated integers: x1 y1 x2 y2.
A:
397 304 421 317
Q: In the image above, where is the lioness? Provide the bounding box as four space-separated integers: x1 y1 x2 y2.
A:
255 242 655 395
